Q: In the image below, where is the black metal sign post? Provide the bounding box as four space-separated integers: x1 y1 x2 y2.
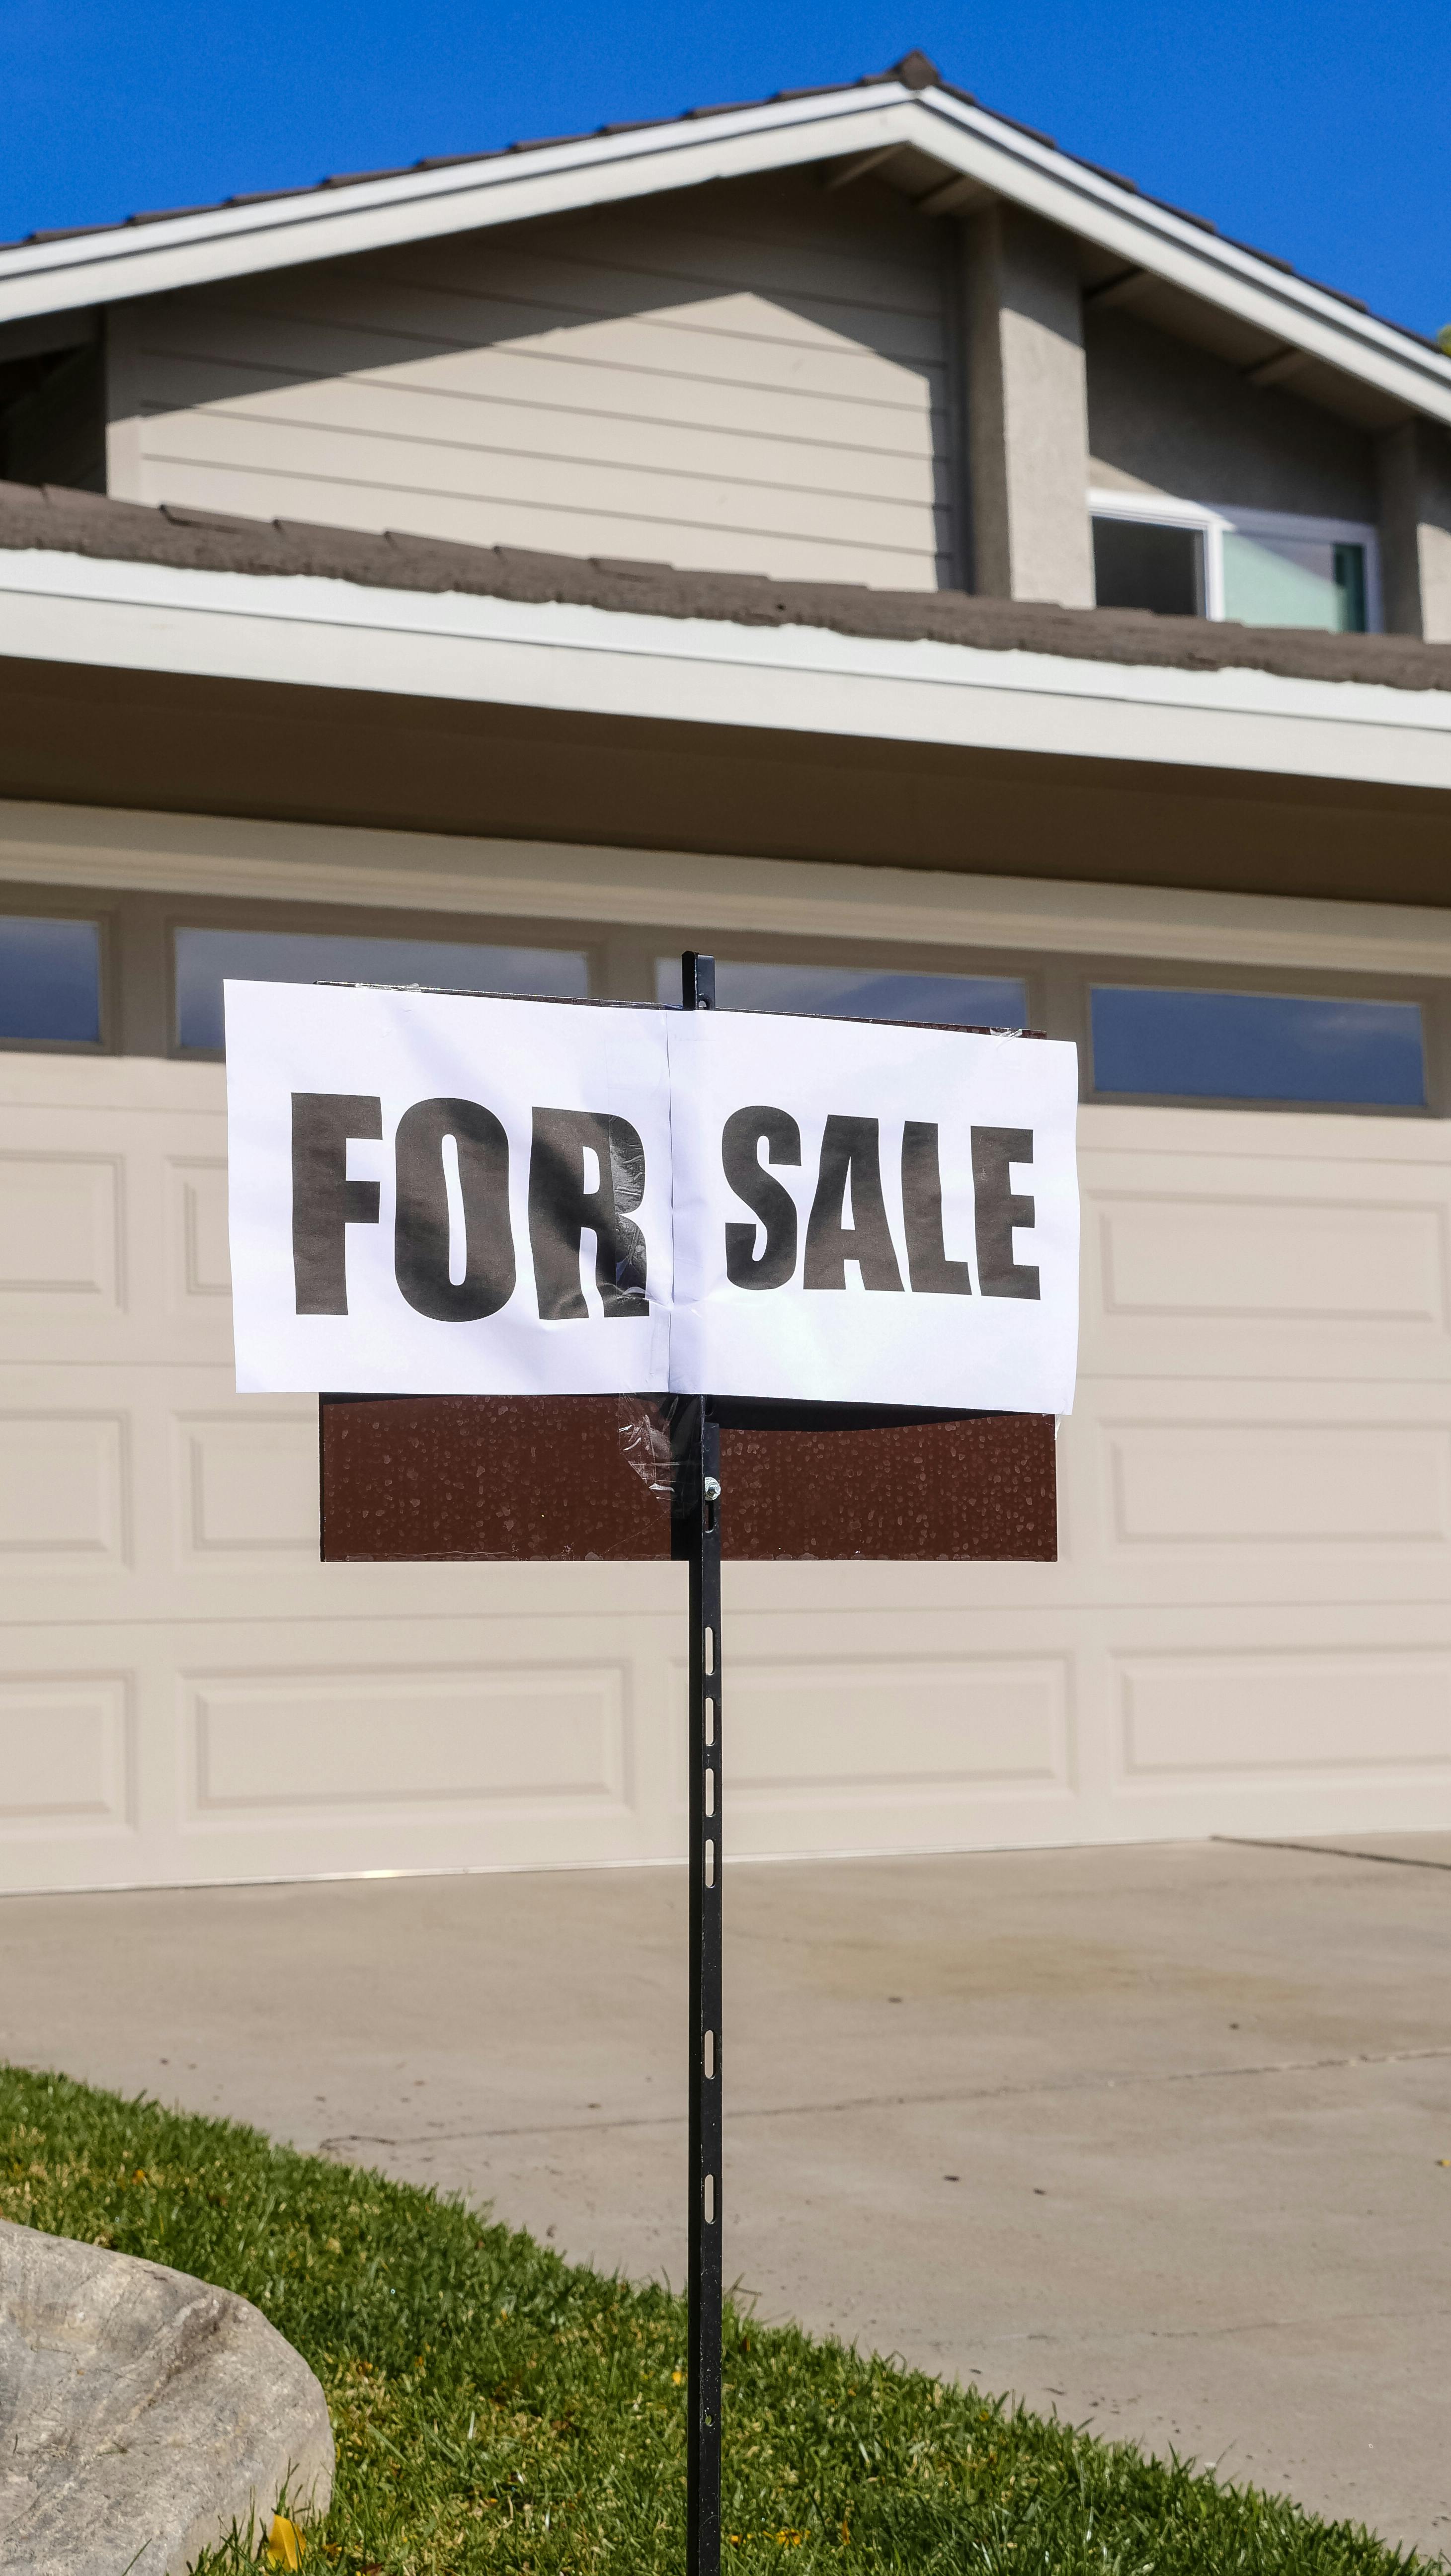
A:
312 957 1061 2576
679 951 724 2576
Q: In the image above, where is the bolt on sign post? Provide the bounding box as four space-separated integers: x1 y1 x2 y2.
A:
225 955 1081 2576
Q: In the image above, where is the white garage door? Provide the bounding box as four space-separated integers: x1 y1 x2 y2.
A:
3 1051 1451 1894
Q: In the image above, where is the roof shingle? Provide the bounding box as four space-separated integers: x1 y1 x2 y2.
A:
2 475 1448 697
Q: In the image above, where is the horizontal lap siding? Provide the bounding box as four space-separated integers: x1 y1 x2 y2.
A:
117 173 958 587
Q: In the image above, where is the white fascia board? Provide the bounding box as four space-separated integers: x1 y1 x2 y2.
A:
1 81 1448 428
0 91 911 323
908 93 1451 427
2 546 1451 796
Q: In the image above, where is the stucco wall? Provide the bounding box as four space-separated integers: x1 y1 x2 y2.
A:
1086 306 1376 520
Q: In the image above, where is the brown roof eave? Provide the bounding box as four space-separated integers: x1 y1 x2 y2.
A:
3 476 1451 699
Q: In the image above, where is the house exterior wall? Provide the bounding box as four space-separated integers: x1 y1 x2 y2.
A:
2 801 1451 1893
962 205 1094 607
1377 419 1451 643
105 171 959 590
1086 304 1377 520
89 159 1435 627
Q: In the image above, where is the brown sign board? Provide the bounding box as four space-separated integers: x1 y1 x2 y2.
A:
319 1395 1056 1562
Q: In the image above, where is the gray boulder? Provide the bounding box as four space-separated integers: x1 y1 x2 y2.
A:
0 2217 334 2575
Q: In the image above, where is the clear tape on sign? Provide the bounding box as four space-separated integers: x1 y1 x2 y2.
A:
617 1394 695 1508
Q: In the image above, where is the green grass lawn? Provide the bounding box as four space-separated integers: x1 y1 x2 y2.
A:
0 2064 1427 2576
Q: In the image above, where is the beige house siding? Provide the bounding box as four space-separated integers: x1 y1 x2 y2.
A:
106 171 959 589
1086 304 1377 520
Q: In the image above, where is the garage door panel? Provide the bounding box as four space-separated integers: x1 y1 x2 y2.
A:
1116 1648 1451 1784
0 1613 684 1888
1058 1382 1451 1603
0 1669 135 1836
0 1409 131 1572
1092 1188 1445 1321
0 1151 125 1320
1079 1125 1451 1380
167 1619 674 1877
175 1409 320 1562
704 1601 1091 1856
0 1368 317 1610
0 1086 234 1364
726 1656 1072 1801
0 1363 687 1622
167 1155 233 1309
183 1660 630 1820
710 1665 1078 1859
1107 1422 1451 1549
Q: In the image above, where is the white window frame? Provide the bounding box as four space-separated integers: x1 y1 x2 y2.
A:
1088 488 1383 632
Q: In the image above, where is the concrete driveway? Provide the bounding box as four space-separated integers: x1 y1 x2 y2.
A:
1 1833 1447 2558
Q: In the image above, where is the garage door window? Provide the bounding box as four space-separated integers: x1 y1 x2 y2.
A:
654 957 1028 1026
1091 986 1426 1106
0 915 101 1045
175 927 590 1052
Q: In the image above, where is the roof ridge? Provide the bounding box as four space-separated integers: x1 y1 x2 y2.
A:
0 55 1432 357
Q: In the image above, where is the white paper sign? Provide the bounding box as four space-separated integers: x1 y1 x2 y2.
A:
226 982 674 1396
226 981 1079 1411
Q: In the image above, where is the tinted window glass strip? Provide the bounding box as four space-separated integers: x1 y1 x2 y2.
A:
175 927 590 1052
1091 986 1425 1106
0 916 101 1044
655 958 1028 1027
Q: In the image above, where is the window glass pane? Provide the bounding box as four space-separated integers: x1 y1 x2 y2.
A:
654 957 1027 1026
176 927 589 1052
1092 518 1203 617
1091 986 1424 1105
1334 543 1367 631
0 915 100 1043
1221 530 1367 632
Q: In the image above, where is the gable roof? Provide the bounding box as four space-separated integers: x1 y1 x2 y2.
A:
1 54 1449 434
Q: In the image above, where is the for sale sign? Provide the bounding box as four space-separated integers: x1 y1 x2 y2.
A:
226 983 1079 1413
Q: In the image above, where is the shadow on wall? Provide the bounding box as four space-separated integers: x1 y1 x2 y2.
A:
116 167 960 589
1085 301 1376 520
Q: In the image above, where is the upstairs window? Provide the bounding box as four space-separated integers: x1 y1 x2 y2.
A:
1093 517 1204 618
1220 526 1367 632
1090 492 1378 633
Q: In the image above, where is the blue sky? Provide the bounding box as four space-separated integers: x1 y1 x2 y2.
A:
0 0 1446 337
